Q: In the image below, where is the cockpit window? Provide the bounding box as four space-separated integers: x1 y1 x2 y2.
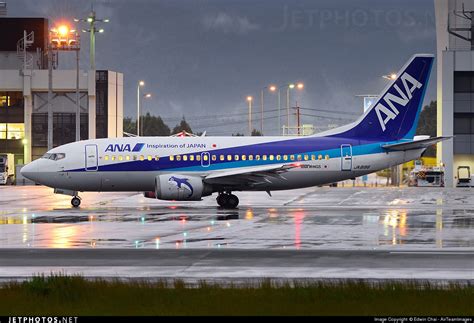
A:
43 153 66 161
55 153 66 160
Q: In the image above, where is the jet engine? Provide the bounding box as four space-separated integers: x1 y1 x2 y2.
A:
152 174 212 201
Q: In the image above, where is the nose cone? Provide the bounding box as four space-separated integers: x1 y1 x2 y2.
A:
20 162 38 182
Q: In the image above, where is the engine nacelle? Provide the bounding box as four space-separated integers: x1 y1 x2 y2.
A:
154 174 212 201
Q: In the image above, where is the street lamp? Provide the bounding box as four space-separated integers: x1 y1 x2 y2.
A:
48 23 81 147
381 73 400 186
286 82 304 133
246 96 253 136
74 6 109 70
140 93 152 136
259 84 279 135
137 81 145 136
268 85 280 134
382 73 397 80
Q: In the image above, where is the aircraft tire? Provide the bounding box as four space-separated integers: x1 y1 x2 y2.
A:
226 194 239 209
216 194 228 207
71 197 81 208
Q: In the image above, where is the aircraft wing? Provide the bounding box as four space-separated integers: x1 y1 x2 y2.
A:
203 163 297 187
382 136 452 151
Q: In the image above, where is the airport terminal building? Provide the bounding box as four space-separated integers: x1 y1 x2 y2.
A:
436 0 474 187
0 17 123 166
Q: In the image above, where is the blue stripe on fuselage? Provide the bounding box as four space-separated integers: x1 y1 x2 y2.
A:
67 136 397 173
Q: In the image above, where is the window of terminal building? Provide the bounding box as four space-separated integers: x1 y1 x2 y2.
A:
0 123 24 140
0 92 23 108
0 95 9 107
0 124 5 139
454 72 474 154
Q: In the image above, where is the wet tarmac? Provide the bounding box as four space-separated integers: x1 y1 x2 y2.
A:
0 186 473 250
0 248 472 282
0 186 472 281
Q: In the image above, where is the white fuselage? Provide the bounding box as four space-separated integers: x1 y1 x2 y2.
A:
21 135 424 193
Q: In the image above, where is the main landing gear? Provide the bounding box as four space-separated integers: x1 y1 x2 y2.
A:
216 192 239 209
71 196 81 208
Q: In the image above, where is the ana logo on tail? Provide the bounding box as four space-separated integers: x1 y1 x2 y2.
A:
375 72 422 132
169 176 194 197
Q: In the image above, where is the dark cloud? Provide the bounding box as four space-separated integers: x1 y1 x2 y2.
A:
9 0 436 135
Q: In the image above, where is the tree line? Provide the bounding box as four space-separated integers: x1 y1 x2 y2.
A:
124 101 436 142
123 113 262 136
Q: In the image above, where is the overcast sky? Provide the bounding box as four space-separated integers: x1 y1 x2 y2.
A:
9 0 436 135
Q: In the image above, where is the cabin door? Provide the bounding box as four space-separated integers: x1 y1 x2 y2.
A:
340 144 352 171
85 144 98 171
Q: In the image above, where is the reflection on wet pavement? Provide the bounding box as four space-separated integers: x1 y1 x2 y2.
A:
1 205 473 250
0 186 473 249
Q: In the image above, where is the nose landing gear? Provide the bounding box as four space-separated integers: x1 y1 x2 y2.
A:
71 196 81 208
216 192 239 209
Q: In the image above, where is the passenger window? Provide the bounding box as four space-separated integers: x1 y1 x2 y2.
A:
203 154 208 161
325 155 330 160
183 155 188 161
112 156 116 161
169 155 174 161
256 155 260 160
227 155 232 161
176 155 181 161
196 155 201 161
318 154 322 160
220 155 225 161
104 155 109 161
139 155 144 161
311 155 316 161
126 155 131 161
276 155 281 161
269 155 274 161
241 155 246 161
147 155 153 161
248 155 254 161
189 155 194 161
234 155 239 161
304 155 309 161
118 155 123 161
212 155 216 161
283 155 288 161
262 155 267 161
154 155 159 161
297 155 302 161
290 155 295 161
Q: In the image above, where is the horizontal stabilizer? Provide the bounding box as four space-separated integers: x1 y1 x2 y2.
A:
382 136 452 151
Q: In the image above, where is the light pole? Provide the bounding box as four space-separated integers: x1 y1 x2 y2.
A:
268 85 279 135
259 85 279 136
137 81 145 136
382 73 397 80
382 72 399 186
246 96 253 136
48 23 80 148
260 89 264 135
141 93 152 136
74 6 109 70
286 82 304 134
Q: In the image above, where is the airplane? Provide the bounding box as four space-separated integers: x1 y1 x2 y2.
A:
21 54 449 208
